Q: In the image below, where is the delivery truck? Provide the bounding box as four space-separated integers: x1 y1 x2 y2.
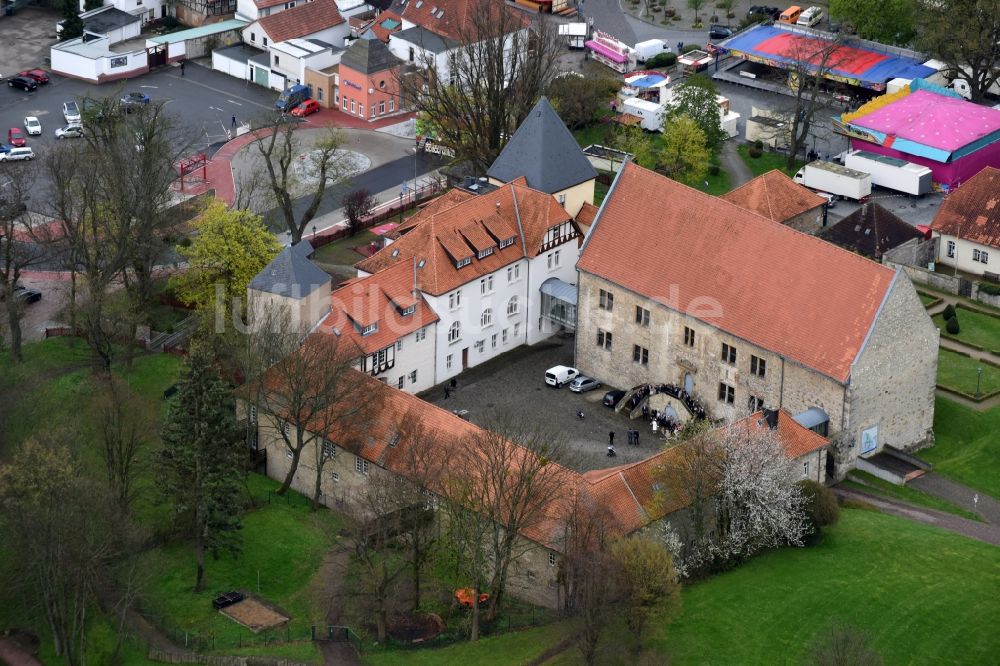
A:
634 39 670 63
843 149 933 196
793 160 872 200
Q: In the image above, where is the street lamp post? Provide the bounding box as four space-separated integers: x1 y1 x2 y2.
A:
399 182 406 223
976 366 983 399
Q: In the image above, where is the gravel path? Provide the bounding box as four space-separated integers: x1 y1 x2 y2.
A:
908 474 1000 525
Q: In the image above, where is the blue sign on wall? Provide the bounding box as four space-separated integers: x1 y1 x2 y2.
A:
860 425 878 455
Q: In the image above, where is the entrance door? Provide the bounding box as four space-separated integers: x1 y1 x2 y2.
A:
161 4 167 17
683 372 693 394
254 64 269 87
147 45 167 68
462 348 469 369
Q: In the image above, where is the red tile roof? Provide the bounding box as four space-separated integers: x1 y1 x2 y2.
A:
317 259 438 355
721 169 826 224
579 162 896 383
399 0 525 43
575 201 599 232
255 0 290 9
368 11 403 42
257 0 344 43
356 182 575 296
930 167 1000 249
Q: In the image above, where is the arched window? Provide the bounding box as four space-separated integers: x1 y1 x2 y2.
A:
507 296 519 316
481 308 493 327
448 321 460 342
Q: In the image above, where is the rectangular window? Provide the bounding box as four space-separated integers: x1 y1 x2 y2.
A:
597 329 612 350
633 345 649 365
371 104 377 118
507 264 520 282
389 98 394 112
684 327 695 347
318 88 323 101
546 249 560 269
491 333 498 348
449 290 462 309
502 328 508 344
718 382 735 404
721 343 736 365
351 100 356 113
803 461 810 477
409 370 418 383
475 340 485 353
446 354 453 370
977 249 990 264
280 420 290 436
415 327 426 342
456 256 472 268
361 322 377 336
286 448 293 459
946 240 956 258
557 193 566 205
635 306 650 326
398 376 404 389
263 36 268 46
249 405 257 423
750 355 766 377
342 96 347 110
355 456 369 475
499 236 514 249
273 55 280 66
250 31 256 42
599 289 614 311
322 440 336 459
513 323 520 337
360 104 365 118
748 395 764 412
379 100 385 114
480 276 493 294
396 340 403 351
548 552 557 566
331 471 340 482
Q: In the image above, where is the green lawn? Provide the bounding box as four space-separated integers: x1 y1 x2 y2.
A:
918 292 941 307
737 143 805 178
841 470 979 520
135 474 340 659
365 509 1000 665
312 229 379 266
936 348 1000 396
925 396 1000 498
933 306 1000 351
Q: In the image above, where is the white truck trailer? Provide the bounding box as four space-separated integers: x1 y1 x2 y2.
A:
793 161 872 200
634 39 670 63
843 149 933 196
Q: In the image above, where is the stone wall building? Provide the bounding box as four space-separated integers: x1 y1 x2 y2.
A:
721 169 827 234
575 162 938 479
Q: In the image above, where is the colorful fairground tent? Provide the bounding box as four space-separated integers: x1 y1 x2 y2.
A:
716 23 936 91
834 78 1000 187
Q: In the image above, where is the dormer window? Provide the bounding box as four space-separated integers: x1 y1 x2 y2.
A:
456 256 472 268
499 237 515 249
400 304 416 316
361 322 378 336
477 246 495 259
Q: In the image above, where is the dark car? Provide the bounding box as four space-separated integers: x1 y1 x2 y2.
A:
747 5 780 20
1 285 42 305
603 389 626 408
18 69 50 84
120 92 151 111
709 24 734 39
7 76 38 92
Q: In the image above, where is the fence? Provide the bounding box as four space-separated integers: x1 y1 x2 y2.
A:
147 647 314 665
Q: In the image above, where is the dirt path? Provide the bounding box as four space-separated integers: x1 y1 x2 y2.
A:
313 540 362 666
908 474 1000 525
720 141 753 189
835 486 1000 547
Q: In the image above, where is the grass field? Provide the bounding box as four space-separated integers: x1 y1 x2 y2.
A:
312 229 379 266
364 509 1000 665
924 396 1000 498
933 306 1000 351
918 292 940 307
842 470 979 520
936 348 1000 396
737 143 805 178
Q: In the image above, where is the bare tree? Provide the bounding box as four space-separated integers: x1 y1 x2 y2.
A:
809 620 884 666
342 188 378 237
97 377 154 510
252 117 352 245
403 0 562 171
918 0 1000 103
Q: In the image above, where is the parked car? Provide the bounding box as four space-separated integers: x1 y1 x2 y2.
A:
569 376 602 393
290 99 320 117
23 116 41 136
120 92 151 111
17 69 49 84
816 192 838 209
747 5 780 19
709 24 734 39
55 124 84 139
544 365 580 388
8 76 38 92
0 284 42 304
0 147 34 161
63 101 81 124
603 389 626 408
7 128 25 147
797 5 824 26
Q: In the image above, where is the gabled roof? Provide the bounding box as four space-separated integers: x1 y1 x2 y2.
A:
356 182 574 296
249 242 331 298
821 202 925 260
257 0 344 44
317 259 438 355
575 202 599 232
82 7 140 33
396 0 524 43
579 162 896 384
340 36 400 74
721 169 826 224
391 25 458 53
930 167 1000 249
487 97 598 194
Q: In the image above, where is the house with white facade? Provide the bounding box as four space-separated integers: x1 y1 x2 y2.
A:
237 0 368 21
76 0 168 28
930 167 1000 279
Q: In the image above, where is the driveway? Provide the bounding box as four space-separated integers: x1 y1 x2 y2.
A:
0 6 60 75
424 336 668 472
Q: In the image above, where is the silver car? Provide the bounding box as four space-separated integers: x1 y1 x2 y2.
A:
569 376 602 393
55 124 84 139
62 101 81 124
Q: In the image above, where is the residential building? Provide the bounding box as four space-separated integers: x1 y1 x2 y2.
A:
487 97 598 218
930 167 1000 278
575 162 938 478
317 259 439 392
721 169 828 234
821 202 926 262
338 37 404 121
77 0 170 27
237 0 367 22
248 241 333 331
356 180 583 384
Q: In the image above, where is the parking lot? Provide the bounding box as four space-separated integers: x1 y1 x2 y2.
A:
424 336 668 472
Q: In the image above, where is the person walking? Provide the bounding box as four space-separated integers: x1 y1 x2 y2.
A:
608 431 615 446
180 61 185 76
231 114 238 129
633 430 640 447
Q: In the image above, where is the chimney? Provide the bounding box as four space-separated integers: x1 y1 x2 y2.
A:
496 202 501 210
762 408 779 430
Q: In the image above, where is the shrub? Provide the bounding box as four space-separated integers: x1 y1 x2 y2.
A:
753 139 764 150
708 164 720 176
943 304 956 320
681 43 699 53
946 316 960 335
748 146 763 158
978 282 1000 296
672 13 681 20
646 52 677 67
800 480 840 528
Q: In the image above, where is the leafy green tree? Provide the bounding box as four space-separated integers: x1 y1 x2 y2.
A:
157 347 245 592
546 75 621 129
609 537 681 652
658 115 710 184
59 0 84 40
688 0 705 24
663 75 726 150
171 201 279 310
830 0 916 46
918 0 1000 103
606 123 655 170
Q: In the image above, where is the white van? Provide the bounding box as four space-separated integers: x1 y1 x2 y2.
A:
0 147 34 162
545 365 580 388
797 6 824 26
